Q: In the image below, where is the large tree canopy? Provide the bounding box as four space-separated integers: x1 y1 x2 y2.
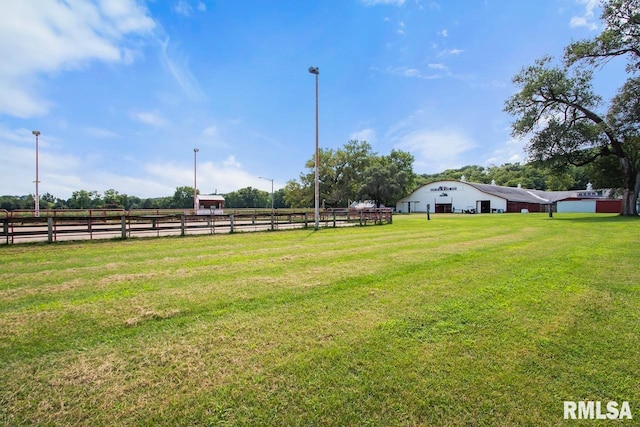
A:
294 140 415 208
565 0 640 72
505 0 640 215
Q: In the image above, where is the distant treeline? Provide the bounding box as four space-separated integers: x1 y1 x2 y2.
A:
1 153 620 211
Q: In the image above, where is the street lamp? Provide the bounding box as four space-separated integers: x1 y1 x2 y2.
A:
259 176 274 210
32 130 41 217
193 148 199 213
308 66 320 230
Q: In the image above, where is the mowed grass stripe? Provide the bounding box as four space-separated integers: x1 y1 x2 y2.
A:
0 218 546 360
0 213 638 425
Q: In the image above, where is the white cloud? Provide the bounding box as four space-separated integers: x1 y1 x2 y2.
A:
0 137 85 198
484 137 527 166
83 127 119 138
145 155 277 195
0 1 156 118
0 128 267 198
384 110 476 172
439 48 464 56
350 128 377 143
385 66 441 79
223 155 242 168
173 0 207 16
131 111 168 127
397 21 406 35
159 38 205 101
394 128 476 172
570 0 599 30
202 125 218 137
174 0 194 16
428 63 448 71
438 29 448 37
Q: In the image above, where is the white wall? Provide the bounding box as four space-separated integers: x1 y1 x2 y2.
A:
557 200 596 213
396 181 507 213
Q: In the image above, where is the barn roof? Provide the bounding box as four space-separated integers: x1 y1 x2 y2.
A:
197 194 225 201
464 182 551 203
406 180 609 204
465 182 607 203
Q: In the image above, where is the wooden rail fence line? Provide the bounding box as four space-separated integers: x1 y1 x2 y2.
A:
0 209 393 245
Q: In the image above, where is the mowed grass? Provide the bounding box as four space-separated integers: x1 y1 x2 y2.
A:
0 213 638 426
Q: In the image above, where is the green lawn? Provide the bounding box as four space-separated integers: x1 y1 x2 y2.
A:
1 213 638 426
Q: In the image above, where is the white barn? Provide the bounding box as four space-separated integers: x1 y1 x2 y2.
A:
396 180 621 214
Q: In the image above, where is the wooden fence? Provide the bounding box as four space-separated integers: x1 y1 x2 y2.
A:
0 208 392 245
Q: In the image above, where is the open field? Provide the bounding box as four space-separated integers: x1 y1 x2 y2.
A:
1 213 639 425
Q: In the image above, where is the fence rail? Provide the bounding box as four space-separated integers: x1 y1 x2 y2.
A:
0 208 392 245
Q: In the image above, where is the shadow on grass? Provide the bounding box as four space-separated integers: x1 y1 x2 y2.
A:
551 214 639 223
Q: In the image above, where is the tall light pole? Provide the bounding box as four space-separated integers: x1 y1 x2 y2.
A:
308 66 320 230
32 130 41 217
193 148 199 213
259 176 274 210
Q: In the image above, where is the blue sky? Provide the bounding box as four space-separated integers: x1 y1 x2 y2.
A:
0 0 624 199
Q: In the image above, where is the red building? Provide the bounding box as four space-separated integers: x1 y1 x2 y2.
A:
195 194 225 212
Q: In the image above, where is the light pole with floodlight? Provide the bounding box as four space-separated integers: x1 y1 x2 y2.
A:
32 130 41 217
308 66 319 230
193 148 199 213
259 176 274 210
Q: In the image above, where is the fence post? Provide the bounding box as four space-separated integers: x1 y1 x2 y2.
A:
304 212 308 228
229 214 235 233
359 211 363 226
121 215 127 239
48 217 54 243
333 210 336 227
271 211 275 231
2 219 7 245
181 215 185 236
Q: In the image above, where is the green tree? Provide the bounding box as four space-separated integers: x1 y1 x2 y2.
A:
67 190 101 209
565 0 640 73
224 187 269 208
505 55 639 215
124 195 140 210
53 197 68 209
103 189 123 208
359 150 416 207
172 186 196 209
292 141 414 208
300 140 375 208
283 180 307 208
0 196 26 210
272 188 288 209
507 0 640 215
422 165 491 184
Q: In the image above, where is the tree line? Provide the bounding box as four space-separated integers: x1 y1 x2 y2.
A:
0 140 415 211
1 149 614 212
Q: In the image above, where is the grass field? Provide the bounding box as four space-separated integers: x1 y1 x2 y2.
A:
1 213 638 426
